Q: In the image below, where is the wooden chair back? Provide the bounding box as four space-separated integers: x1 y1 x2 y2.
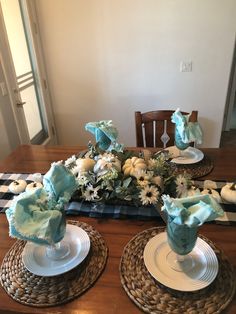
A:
135 110 198 147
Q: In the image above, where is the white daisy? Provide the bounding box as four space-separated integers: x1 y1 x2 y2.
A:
76 174 89 186
64 155 77 167
175 174 188 197
134 170 150 187
83 184 101 201
139 185 159 205
71 165 81 176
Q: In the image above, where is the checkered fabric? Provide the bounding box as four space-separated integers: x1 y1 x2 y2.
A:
0 173 235 225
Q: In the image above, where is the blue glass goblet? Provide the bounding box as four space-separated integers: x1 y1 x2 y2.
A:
45 212 70 261
166 215 198 272
174 127 189 158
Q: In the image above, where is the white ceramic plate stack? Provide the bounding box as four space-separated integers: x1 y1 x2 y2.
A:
22 224 90 276
143 232 219 291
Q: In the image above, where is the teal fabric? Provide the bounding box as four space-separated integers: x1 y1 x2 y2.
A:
171 109 203 144
85 120 124 151
43 163 77 204
162 194 224 227
6 164 77 245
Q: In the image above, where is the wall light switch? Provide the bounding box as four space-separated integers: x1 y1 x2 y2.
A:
180 61 192 72
0 81 7 96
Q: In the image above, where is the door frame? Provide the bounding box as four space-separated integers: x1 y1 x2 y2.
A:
0 0 57 146
222 38 236 131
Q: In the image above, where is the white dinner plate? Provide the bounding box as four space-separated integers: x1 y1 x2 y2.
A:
166 146 204 164
143 232 218 291
22 224 90 276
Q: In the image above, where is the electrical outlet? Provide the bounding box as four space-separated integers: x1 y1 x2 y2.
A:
180 61 192 72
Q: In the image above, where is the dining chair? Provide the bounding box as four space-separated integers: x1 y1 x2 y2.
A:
135 110 198 147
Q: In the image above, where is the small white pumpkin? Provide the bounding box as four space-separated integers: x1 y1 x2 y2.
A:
122 157 147 176
76 158 95 173
201 188 221 203
221 183 236 204
94 153 121 175
203 180 217 190
187 186 201 197
26 182 43 192
8 180 27 194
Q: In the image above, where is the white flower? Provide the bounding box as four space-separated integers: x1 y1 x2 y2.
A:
76 174 89 186
147 158 156 170
83 184 101 201
139 185 159 205
134 170 151 187
52 160 63 166
94 153 121 174
71 165 81 176
151 176 163 190
64 155 76 167
175 174 188 197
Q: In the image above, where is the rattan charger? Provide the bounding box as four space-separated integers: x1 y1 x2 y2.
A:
120 227 235 314
173 154 214 179
0 220 108 307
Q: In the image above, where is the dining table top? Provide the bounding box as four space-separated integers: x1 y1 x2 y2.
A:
0 145 235 314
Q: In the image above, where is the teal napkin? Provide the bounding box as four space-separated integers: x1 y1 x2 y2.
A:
6 188 65 245
162 194 224 227
85 120 124 151
43 163 77 205
171 109 203 144
6 164 77 245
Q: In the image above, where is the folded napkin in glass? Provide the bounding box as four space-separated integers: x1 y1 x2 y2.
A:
161 194 224 227
85 120 123 152
171 109 203 144
6 164 77 245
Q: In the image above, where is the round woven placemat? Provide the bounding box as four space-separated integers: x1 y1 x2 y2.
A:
0 220 108 307
173 155 213 179
120 227 236 314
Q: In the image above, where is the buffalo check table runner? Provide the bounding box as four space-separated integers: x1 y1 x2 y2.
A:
0 173 235 225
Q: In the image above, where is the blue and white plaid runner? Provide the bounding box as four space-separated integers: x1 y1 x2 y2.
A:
0 173 235 225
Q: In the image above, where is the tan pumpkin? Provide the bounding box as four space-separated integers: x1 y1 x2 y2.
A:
221 183 236 204
76 158 95 173
122 157 147 176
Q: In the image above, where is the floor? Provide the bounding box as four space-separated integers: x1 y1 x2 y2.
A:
220 129 236 147
220 105 236 147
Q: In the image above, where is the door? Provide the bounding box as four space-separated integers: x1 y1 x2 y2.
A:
222 41 236 132
0 0 57 145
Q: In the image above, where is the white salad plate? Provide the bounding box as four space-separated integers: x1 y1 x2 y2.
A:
22 224 90 276
166 146 204 164
143 232 219 292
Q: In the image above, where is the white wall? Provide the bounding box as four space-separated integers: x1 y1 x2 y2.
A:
35 0 236 147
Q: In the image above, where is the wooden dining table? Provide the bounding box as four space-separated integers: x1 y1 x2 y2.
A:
0 145 235 314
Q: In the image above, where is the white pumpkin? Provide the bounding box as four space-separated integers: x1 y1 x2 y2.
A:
76 158 95 173
203 180 217 190
122 157 147 176
201 188 221 203
187 186 201 197
221 183 236 204
26 182 43 192
8 180 27 194
94 153 121 175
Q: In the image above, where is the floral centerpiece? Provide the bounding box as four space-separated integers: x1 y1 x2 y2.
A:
64 120 192 209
